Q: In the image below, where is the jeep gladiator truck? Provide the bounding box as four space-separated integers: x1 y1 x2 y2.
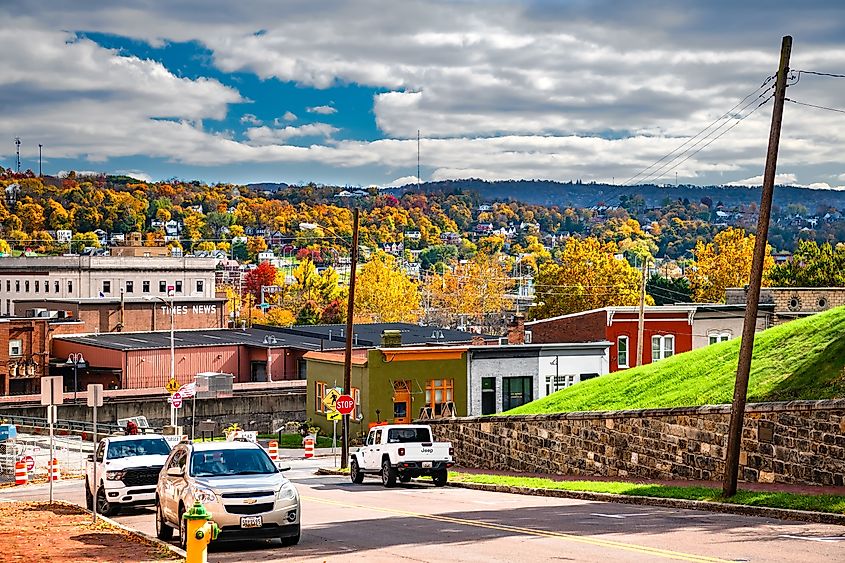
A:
85 434 171 516
349 424 454 487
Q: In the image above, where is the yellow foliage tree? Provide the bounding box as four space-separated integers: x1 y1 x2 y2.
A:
354 253 420 322
0 239 11 255
531 237 648 318
688 227 773 303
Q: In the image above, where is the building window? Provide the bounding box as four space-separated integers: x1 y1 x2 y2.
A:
35 280 39 293
315 381 327 413
4 280 8 292
54 281 59 293
545 374 571 395
15 280 19 292
143 280 150 293
481 377 496 415
424 379 455 417
502 377 533 411
197 280 204 294
708 332 731 345
651 335 675 362
175 280 183 294
351 387 361 419
297 359 307 380
102 281 111 294
9 339 22 357
125 281 134 293
524 330 533 344
159 281 167 293
44 280 49 294
617 336 629 368
24 281 29 292
68 280 73 294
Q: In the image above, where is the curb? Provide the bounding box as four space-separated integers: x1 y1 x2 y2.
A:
447 482 845 526
316 467 347 476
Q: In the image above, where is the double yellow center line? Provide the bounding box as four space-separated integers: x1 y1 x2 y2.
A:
303 495 730 562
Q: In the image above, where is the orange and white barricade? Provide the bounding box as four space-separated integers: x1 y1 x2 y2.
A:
15 461 28 486
268 440 279 461
50 458 61 481
303 436 315 459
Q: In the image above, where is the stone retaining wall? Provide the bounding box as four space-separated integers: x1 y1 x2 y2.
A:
426 400 845 487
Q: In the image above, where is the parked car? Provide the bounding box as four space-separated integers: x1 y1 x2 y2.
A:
350 424 454 487
85 434 172 516
155 441 300 549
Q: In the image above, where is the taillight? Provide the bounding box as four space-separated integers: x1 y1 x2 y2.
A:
449 447 454 456
398 448 405 456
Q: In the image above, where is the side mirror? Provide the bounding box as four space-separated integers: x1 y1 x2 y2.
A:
275 462 291 471
166 466 185 478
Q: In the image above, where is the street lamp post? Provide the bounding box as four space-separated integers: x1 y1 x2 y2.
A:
145 293 176 426
66 353 87 403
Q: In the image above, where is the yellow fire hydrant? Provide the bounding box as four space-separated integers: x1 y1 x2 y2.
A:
183 500 219 563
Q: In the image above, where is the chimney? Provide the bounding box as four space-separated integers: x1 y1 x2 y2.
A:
381 329 402 347
507 314 525 345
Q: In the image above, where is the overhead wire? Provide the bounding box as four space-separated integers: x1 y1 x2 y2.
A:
785 98 845 116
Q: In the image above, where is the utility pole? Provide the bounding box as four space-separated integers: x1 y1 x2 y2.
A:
417 130 421 188
723 35 792 498
38 144 42 177
341 207 360 469
636 257 649 367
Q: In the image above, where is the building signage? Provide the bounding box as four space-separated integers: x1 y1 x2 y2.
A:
159 304 218 316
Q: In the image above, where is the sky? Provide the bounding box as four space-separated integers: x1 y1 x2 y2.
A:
1 1 844 189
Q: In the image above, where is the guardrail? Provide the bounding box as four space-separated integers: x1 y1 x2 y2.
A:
0 414 131 436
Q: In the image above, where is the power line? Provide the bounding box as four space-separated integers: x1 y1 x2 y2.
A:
622 75 775 186
793 69 845 79
785 97 845 115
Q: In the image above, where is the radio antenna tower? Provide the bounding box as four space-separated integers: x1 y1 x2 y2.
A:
14 137 21 173
417 129 421 189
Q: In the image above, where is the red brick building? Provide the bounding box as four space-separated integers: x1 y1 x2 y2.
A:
0 317 84 395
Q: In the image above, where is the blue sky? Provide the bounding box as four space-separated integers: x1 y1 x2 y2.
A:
2 1 845 189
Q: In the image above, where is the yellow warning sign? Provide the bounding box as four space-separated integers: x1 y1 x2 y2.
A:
322 388 341 409
326 410 342 421
165 378 179 395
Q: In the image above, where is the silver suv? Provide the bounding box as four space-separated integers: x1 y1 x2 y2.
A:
155 441 300 548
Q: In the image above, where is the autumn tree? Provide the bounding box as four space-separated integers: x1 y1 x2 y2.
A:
0 239 10 255
767 240 845 287
531 237 647 318
688 227 773 302
243 261 278 300
355 253 420 322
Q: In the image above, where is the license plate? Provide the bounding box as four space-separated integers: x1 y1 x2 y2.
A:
422 461 432 468
240 516 262 529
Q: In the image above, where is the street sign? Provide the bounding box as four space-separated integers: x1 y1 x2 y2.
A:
322 388 341 409
23 455 34 472
87 384 104 407
261 285 283 294
171 392 183 409
166 378 179 395
326 410 342 421
335 395 355 415
167 285 175 297
40 376 63 406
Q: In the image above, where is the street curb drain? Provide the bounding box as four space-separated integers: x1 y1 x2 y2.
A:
317 468 845 526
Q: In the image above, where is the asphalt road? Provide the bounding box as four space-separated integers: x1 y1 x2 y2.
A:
2 458 845 562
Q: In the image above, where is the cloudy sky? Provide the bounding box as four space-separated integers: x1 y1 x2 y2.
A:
1 1 844 188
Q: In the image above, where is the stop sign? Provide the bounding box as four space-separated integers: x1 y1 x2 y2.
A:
171 392 183 409
335 395 355 415
23 455 35 472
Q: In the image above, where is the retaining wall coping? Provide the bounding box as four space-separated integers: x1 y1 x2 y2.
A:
423 399 845 424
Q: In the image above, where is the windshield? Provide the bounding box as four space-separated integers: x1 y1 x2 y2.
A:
387 428 432 443
107 438 170 459
190 449 277 477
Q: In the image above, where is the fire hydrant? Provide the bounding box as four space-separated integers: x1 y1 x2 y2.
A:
183 501 219 563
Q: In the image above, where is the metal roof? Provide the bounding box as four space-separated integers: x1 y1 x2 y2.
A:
260 322 496 347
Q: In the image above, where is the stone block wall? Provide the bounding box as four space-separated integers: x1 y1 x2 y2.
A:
426 400 845 487
725 287 845 324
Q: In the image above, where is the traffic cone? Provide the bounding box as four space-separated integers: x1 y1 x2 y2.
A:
15 461 28 486
268 440 278 461
303 436 315 459
50 458 61 481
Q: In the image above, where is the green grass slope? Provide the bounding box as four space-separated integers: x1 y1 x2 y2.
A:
507 305 845 415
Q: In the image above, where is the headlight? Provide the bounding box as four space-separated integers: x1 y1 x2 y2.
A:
105 470 126 481
192 487 217 504
276 482 297 501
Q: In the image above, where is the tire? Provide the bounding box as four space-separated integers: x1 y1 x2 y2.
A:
96 485 119 516
399 474 412 483
85 480 93 510
381 459 396 488
156 501 173 541
279 524 301 547
178 505 187 551
350 459 364 484
432 469 447 487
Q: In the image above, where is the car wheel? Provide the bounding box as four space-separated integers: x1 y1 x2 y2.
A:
399 474 412 483
96 485 119 516
178 505 187 551
432 469 448 487
85 480 93 510
350 459 364 484
381 459 396 488
156 501 173 541
279 524 301 547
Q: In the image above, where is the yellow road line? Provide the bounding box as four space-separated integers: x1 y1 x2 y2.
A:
303 495 731 563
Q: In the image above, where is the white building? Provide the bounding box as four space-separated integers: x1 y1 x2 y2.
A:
0 256 217 315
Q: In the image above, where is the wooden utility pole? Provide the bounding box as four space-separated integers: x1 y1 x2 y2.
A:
636 257 649 367
341 207 360 469
723 36 792 497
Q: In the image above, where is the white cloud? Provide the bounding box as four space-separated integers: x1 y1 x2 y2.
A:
727 173 798 187
244 123 338 145
386 175 420 187
306 105 337 115
240 113 262 125
114 170 153 182
281 111 297 122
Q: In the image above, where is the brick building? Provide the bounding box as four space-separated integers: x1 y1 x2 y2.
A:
725 287 845 324
0 317 83 395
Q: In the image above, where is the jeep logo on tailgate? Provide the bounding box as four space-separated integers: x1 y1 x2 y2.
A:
421 448 434 453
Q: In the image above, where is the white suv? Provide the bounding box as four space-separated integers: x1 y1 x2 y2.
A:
155 441 300 549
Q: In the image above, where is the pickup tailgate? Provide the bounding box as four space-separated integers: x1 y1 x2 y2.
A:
399 442 452 462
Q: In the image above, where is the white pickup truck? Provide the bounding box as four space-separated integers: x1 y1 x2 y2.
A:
85 434 172 516
349 424 454 487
